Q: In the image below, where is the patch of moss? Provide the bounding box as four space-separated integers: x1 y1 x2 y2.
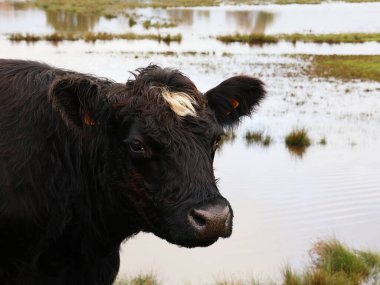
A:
308 55 380 82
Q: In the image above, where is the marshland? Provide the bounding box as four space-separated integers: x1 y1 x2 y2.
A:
1 0 379 284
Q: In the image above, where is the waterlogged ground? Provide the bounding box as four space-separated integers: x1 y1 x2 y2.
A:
1 1 380 284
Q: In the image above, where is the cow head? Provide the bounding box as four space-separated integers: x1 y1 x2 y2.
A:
49 65 265 248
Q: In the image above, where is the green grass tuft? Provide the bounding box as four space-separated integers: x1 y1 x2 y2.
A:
245 131 263 143
285 128 311 148
115 273 160 285
218 131 237 149
319 138 327 145
245 131 272 147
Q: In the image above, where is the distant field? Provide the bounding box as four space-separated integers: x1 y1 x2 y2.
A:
32 0 380 15
305 55 380 82
217 33 380 45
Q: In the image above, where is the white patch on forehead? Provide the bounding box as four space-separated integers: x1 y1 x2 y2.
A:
160 88 198 117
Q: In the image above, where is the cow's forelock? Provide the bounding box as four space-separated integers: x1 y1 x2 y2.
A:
158 87 198 117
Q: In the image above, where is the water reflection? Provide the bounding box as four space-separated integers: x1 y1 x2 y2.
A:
46 11 100 33
156 8 275 35
166 9 199 25
226 11 275 34
286 145 308 158
0 2 31 11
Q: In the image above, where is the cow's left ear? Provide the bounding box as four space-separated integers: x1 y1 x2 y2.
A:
49 75 112 131
205 76 265 127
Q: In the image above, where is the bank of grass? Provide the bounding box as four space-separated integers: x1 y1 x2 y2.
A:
8 32 182 44
115 273 160 285
306 55 380 83
283 239 380 285
33 0 222 15
217 33 380 45
115 240 380 285
282 32 380 43
217 34 278 45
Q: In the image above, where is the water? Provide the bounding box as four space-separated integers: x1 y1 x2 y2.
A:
0 2 380 284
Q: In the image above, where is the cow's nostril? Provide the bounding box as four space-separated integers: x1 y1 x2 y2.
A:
189 209 207 227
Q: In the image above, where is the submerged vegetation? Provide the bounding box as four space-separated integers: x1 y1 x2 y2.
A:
285 128 311 148
306 55 380 83
285 128 311 157
115 240 380 285
218 131 237 148
245 131 272 146
217 33 380 45
8 32 182 44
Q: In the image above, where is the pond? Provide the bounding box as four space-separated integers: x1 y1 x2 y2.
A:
1 1 380 284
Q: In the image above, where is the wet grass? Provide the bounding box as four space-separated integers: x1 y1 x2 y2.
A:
319 137 327 145
285 128 311 148
143 20 177 30
219 131 237 148
8 32 182 44
245 131 272 147
33 0 222 15
282 239 380 285
114 273 160 285
114 240 380 285
306 55 380 82
33 0 380 15
217 33 380 45
282 33 380 43
245 131 264 143
217 34 278 45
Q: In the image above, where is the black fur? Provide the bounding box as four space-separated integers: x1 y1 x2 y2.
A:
205 76 266 127
0 59 265 285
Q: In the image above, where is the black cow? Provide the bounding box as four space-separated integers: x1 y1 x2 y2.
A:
0 59 265 285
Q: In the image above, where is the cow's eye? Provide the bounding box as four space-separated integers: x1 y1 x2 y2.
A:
130 140 145 153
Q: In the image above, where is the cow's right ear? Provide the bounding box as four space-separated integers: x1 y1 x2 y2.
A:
49 76 112 130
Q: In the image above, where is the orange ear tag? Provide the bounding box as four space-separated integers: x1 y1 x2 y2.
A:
223 99 240 116
232 99 239 109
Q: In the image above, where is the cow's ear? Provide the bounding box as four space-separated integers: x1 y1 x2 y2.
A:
49 76 111 130
205 76 265 127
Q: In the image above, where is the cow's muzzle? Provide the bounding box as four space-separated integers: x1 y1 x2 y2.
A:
187 197 232 240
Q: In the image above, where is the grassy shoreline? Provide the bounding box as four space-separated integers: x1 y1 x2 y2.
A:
8 32 182 44
304 55 380 82
29 0 380 16
114 239 380 285
217 33 380 45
